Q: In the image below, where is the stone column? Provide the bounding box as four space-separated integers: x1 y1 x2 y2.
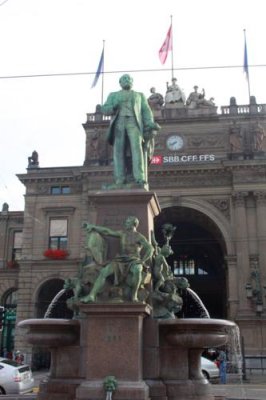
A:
246 195 258 255
232 192 249 312
225 255 238 319
0 213 8 268
254 191 266 292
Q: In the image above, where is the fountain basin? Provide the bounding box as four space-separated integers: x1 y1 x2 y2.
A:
160 318 235 348
153 318 237 400
18 318 80 347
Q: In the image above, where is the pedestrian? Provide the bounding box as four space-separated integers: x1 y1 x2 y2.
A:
14 350 24 364
217 349 227 384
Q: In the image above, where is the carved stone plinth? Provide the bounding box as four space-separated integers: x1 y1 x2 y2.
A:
76 303 152 400
87 189 161 258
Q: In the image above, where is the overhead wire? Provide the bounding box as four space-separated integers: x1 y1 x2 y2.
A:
0 64 265 80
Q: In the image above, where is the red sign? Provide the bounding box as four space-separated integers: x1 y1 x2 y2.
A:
151 155 163 165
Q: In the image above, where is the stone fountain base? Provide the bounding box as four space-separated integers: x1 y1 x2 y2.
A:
18 305 235 400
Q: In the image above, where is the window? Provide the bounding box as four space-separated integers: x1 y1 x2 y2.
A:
12 231 22 261
173 257 208 276
49 219 68 249
51 186 70 195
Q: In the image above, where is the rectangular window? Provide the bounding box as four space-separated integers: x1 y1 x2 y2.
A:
12 231 23 261
51 186 61 194
61 186 71 194
51 186 70 195
49 219 68 249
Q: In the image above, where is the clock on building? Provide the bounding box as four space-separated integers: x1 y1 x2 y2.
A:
166 135 184 151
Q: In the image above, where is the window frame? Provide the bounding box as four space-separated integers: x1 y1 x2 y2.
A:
48 218 68 250
12 231 23 261
50 186 71 195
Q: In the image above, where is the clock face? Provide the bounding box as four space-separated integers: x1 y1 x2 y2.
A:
166 135 184 151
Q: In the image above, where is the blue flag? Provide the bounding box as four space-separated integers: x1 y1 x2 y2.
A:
243 35 249 79
91 48 104 88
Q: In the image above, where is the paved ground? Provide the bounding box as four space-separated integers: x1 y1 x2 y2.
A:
212 384 266 400
210 372 266 400
30 370 266 400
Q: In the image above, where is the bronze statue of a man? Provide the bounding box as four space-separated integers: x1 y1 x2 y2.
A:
101 74 160 188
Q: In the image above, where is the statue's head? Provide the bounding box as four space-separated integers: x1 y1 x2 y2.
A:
124 216 139 229
161 244 173 257
119 74 133 90
175 276 190 289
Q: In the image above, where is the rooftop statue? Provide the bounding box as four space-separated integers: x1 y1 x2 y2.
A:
253 122 265 151
186 86 215 109
148 87 164 110
229 121 242 153
101 74 160 189
165 77 186 105
27 150 39 168
1 202 9 212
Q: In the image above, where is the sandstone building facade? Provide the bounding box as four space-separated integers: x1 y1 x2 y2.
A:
0 96 266 372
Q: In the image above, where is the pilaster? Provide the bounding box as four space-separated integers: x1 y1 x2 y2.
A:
254 191 266 287
232 191 250 311
224 255 238 319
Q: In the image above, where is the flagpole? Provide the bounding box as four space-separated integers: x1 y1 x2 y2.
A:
101 40 105 105
243 29 251 103
170 15 174 80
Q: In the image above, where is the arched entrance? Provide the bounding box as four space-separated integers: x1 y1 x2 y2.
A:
154 206 227 318
35 278 73 319
0 289 18 358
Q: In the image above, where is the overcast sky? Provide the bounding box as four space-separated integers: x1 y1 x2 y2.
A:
0 0 265 211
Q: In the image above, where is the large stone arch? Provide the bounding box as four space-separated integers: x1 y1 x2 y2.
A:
158 197 234 255
154 197 232 318
0 279 18 302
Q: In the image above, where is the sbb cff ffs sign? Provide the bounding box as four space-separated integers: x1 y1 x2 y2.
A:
151 154 215 164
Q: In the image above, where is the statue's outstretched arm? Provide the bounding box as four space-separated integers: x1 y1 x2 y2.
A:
83 222 121 238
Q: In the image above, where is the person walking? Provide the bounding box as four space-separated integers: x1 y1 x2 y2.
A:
217 349 227 384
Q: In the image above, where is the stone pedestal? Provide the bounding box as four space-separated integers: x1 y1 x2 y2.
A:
88 190 160 258
76 303 151 400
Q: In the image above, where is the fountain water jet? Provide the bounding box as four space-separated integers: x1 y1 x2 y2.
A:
43 288 68 318
186 287 210 318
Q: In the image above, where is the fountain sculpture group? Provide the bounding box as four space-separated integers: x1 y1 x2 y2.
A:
19 75 236 400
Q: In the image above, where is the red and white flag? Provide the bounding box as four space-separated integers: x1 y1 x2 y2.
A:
159 24 172 64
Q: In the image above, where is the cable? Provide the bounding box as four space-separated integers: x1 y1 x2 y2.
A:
0 64 265 80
